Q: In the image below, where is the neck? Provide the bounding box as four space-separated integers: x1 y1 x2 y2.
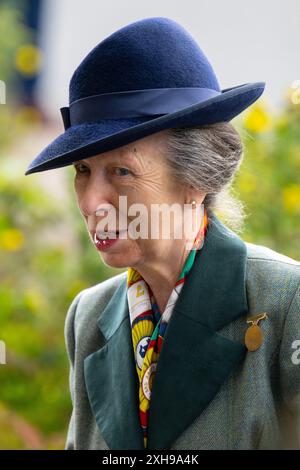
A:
133 245 191 314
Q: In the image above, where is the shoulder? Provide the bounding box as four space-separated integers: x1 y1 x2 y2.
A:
245 240 300 267
72 270 127 312
64 270 127 354
244 241 300 323
245 240 300 283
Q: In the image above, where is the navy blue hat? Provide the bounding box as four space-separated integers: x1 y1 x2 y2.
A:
25 16 265 175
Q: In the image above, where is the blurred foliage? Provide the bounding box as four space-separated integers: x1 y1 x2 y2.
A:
0 160 120 449
232 92 300 260
0 0 300 452
0 1 36 149
0 0 119 450
0 3 32 84
0 0 42 109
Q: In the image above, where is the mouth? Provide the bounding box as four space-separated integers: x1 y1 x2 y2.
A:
91 229 127 250
93 229 126 240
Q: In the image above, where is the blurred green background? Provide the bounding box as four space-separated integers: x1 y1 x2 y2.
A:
0 1 299 450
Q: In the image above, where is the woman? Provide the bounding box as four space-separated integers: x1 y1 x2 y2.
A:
25 17 300 450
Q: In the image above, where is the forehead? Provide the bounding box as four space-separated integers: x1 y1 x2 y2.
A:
77 131 168 166
76 146 138 166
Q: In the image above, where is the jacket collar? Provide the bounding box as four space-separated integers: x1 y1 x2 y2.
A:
84 210 249 450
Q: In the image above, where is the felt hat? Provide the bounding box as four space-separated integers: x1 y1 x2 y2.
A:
25 16 265 175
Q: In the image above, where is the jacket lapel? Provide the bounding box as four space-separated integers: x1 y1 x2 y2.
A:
84 210 249 450
84 281 144 449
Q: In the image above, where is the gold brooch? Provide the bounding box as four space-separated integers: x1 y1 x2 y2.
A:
244 312 268 351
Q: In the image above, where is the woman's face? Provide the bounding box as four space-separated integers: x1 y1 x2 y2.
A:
73 131 204 269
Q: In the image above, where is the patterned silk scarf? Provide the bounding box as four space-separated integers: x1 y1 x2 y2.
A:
127 207 209 449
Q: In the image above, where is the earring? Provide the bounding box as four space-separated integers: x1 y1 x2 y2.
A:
190 200 203 247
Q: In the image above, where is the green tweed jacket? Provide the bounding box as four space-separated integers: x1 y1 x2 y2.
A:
64 211 300 450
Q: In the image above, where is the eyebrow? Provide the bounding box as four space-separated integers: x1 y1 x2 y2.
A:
74 150 140 166
73 159 88 165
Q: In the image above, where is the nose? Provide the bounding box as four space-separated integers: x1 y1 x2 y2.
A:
76 174 115 218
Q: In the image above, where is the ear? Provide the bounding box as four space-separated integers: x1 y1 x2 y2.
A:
185 186 207 205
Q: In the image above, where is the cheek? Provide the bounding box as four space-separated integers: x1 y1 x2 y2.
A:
74 184 85 210
74 185 92 221
73 177 85 197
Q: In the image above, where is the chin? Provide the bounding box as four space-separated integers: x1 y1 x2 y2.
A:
98 252 138 269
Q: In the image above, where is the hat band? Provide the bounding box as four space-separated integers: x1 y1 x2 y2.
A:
60 87 221 130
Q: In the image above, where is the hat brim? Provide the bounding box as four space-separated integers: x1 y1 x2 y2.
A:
25 82 265 175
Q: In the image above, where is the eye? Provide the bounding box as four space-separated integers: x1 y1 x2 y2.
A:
114 167 132 177
73 163 89 174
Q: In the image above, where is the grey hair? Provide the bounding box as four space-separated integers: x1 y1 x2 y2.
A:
163 122 247 234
